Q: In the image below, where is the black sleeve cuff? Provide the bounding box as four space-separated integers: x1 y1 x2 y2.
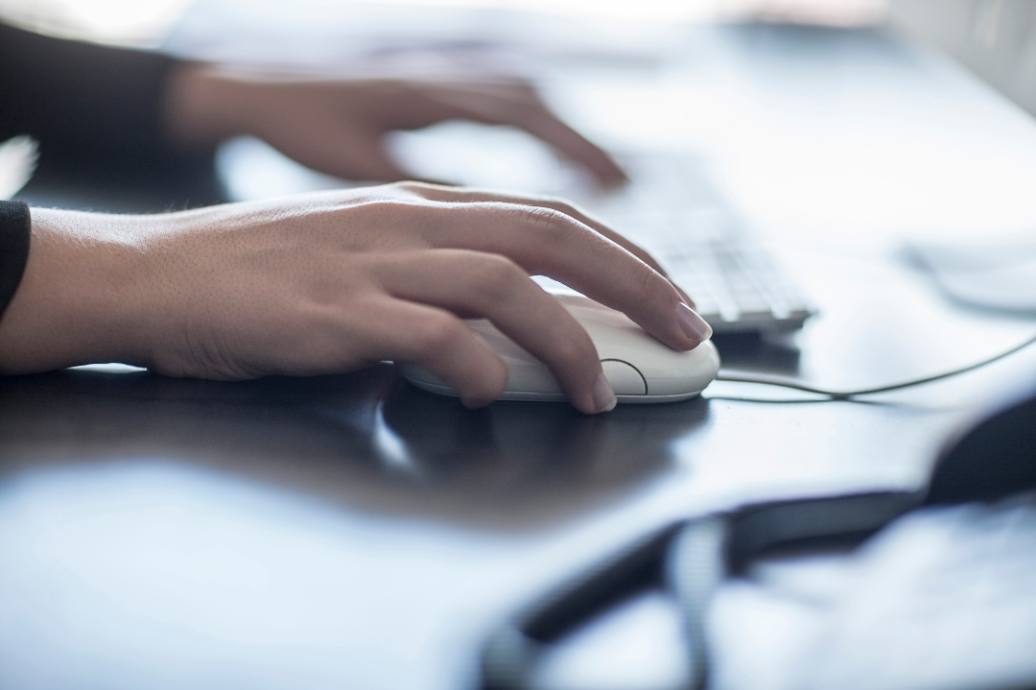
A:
0 22 187 167
0 201 31 321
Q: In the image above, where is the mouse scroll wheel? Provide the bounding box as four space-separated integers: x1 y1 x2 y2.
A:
601 359 648 395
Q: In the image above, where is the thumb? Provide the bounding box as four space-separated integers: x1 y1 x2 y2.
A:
335 136 413 182
339 137 458 186
273 124 414 183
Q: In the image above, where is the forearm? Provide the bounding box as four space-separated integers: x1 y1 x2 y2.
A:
0 208 156 374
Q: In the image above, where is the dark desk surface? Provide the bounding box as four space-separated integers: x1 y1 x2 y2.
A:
4 18 1036 690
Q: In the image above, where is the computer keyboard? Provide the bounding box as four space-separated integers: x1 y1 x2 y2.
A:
650 234 814 333
388 125 817 333
577 152 815 333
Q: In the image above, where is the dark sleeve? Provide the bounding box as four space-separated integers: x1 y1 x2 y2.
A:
0 200 30 321
0 22 189 167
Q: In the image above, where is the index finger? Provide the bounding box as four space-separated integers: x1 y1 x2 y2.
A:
435 87 628 187
398 182 695 307
515 107 628 187
418 201 712 350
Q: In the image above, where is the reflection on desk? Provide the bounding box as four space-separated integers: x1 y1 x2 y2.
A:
0 364 714 690
1 364 709 529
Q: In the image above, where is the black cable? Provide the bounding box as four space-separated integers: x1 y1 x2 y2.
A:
714 333 1036 401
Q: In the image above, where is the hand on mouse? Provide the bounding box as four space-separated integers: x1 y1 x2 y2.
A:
0 183 711 413
164 62 627 187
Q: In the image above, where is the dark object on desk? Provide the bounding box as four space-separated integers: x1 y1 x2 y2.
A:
925 381 1036 505
480 383 1036 690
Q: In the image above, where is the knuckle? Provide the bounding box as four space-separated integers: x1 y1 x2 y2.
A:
551 328 597 368
516 81 540 97
466 254 524 303
514 96 548 118
392 180 430 196
516 205 572 243
348 199 412 218
348 199 436 243
498 73 536 91
508 83 542 106
633 262 674 303
548 198 581 219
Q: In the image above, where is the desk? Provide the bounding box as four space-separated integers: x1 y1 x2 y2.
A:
4 18 1036 690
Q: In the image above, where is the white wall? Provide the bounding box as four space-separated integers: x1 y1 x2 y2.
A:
890 0 1036 116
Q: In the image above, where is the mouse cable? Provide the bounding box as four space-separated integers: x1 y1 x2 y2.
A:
714 332 1036 400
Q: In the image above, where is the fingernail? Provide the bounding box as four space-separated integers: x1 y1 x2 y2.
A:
677 303 712 345
591 373 617 413
676 287 696 309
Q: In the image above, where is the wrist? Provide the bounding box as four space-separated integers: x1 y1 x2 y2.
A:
0 209 158 373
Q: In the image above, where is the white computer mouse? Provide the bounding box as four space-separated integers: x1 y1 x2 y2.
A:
400 294 720 404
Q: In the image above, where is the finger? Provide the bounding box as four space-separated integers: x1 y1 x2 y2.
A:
325 131 412 182
321 138 455 186
397 182 695 307
513 106 628 186
425 87 628 186
353 296 508 408
372 249 615 414
267 112 415 182
413 202 712 351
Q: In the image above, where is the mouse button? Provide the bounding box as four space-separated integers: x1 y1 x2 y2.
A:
601 359 648 396
639 340 721 396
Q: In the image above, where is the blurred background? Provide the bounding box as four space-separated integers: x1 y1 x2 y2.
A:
5 0 1035 321
6 0 1036 348
2 0 1035 122
0 0 887 44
